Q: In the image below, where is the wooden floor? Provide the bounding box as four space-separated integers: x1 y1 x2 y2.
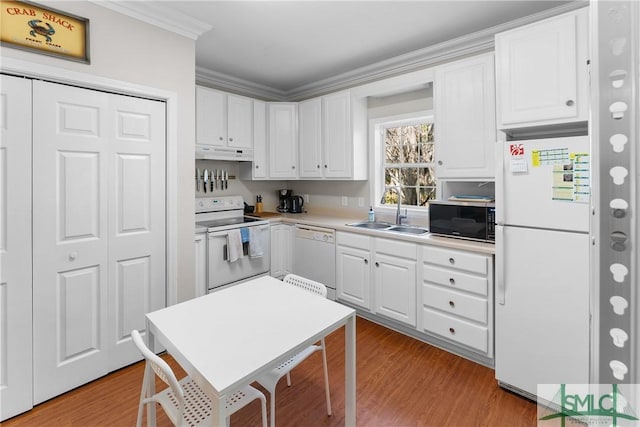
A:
4 317 536 426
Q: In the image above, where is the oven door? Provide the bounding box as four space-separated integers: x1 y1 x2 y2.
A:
207 224 270 291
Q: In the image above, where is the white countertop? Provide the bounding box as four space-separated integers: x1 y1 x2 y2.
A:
249 212 496 255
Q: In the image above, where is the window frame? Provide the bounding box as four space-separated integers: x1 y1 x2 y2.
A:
370 110 435 218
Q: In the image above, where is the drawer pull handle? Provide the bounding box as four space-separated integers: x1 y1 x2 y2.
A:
449 278 455 285
364 259 368 264
449 300 455 308
449 327 456 335
375 262 379 267
449 257 455 264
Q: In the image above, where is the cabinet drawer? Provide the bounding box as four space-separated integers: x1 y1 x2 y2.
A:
375 237 416 260
336 231 371 250
422 308 488 353
422 284 487 323
422 245 488 274
423 264 488 296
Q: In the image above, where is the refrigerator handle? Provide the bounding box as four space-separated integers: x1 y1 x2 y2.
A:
495 140 505 225
496 224 505 305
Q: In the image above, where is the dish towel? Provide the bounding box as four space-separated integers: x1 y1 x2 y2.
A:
227 229 243 262
249 227 264 258
240 227 250 243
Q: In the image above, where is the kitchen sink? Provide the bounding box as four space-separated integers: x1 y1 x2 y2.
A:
347 221 393 230
387 225 429 235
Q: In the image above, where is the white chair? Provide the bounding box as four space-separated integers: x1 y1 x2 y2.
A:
131 329 267 427
256 274 332 427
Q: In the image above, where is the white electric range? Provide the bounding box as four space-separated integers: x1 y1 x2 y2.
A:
196 196 270 293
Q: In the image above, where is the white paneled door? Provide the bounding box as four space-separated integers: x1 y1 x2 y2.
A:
0 75 33 420
32 81 166 404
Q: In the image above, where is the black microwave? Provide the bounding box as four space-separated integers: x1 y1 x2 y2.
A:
428 201 495 243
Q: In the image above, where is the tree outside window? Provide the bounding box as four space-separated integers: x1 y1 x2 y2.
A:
381 118 435 207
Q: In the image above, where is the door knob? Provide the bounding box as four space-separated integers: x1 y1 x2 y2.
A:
69 252 78 261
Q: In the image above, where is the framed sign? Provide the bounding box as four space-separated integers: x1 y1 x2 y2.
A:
0 0 89 63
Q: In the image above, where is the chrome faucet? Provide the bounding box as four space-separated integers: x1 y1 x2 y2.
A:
394 187 407 225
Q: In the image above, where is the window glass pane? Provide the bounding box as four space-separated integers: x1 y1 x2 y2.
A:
419 143 434 163
380 117 435 209
418 167 437 186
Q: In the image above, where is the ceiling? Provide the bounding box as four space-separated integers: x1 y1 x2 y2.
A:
158 1 577 99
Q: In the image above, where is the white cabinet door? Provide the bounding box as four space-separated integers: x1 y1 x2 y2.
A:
227 94 252 149
32 81 166 403
195 233 207 297
323 91 352 178
495 8 588 129
268 103 298 178
196 86 226 146
336 245 371 310
252 101 268 179
270 224 293 278
298 98 323 178
374 253 417 326
0 75 33 421
435 53 496 179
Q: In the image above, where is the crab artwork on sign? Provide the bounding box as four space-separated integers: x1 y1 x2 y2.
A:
28 19 55 42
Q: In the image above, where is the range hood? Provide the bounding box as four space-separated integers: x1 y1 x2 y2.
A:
195 144 253 161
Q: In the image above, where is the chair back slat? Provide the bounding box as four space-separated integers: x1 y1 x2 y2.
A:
282 274 327 298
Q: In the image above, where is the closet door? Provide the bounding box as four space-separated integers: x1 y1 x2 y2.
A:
32 81 111 404
107 91 166 370
0 75 33 420
32 81 166 403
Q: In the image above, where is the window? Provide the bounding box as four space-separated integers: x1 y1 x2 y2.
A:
379 116 435 208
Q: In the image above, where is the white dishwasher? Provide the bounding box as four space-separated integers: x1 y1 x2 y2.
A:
293 225 336 300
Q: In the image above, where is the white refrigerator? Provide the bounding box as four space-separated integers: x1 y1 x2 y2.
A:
495 136 590 400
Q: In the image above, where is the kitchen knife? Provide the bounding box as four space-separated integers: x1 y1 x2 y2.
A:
196 167 200 192
225 170 228 189
210 169 214 192
203 169 209 194
217 169 221 190
223 170 227 190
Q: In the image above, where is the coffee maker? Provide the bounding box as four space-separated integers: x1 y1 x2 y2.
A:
277 189 292 212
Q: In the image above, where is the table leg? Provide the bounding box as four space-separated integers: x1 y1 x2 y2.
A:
345 314 356 426
146 322 157 427
215 395 226 426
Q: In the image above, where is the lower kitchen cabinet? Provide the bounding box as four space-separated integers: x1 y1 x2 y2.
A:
336 232 417 327
420 245 494 358
336 232 371 310
373 239 417 327
270 223 293 278
195 232 207 297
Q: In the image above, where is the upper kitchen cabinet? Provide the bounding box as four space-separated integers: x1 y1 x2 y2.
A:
196 86 254 160
299 91 367 180
495 7 589 132
239 100 268 180
434 52 496 179
268 102 298 179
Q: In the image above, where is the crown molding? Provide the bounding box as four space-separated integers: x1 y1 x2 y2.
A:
88 0 212 40
196 1 587 101
195 66 288 101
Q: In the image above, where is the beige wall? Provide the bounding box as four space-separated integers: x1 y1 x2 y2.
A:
1 1 197 302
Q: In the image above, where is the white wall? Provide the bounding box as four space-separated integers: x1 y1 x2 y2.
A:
0 1 197 302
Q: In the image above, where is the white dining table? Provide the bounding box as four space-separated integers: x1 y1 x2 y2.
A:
145 275 356 426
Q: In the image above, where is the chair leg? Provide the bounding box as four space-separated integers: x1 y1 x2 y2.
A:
269 388 277 427
137 365 151 427
321 338 332 416
258 391 268 427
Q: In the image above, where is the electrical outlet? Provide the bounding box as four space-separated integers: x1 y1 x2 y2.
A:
358 197 364 207
304 194 310 203
341 196 348 206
